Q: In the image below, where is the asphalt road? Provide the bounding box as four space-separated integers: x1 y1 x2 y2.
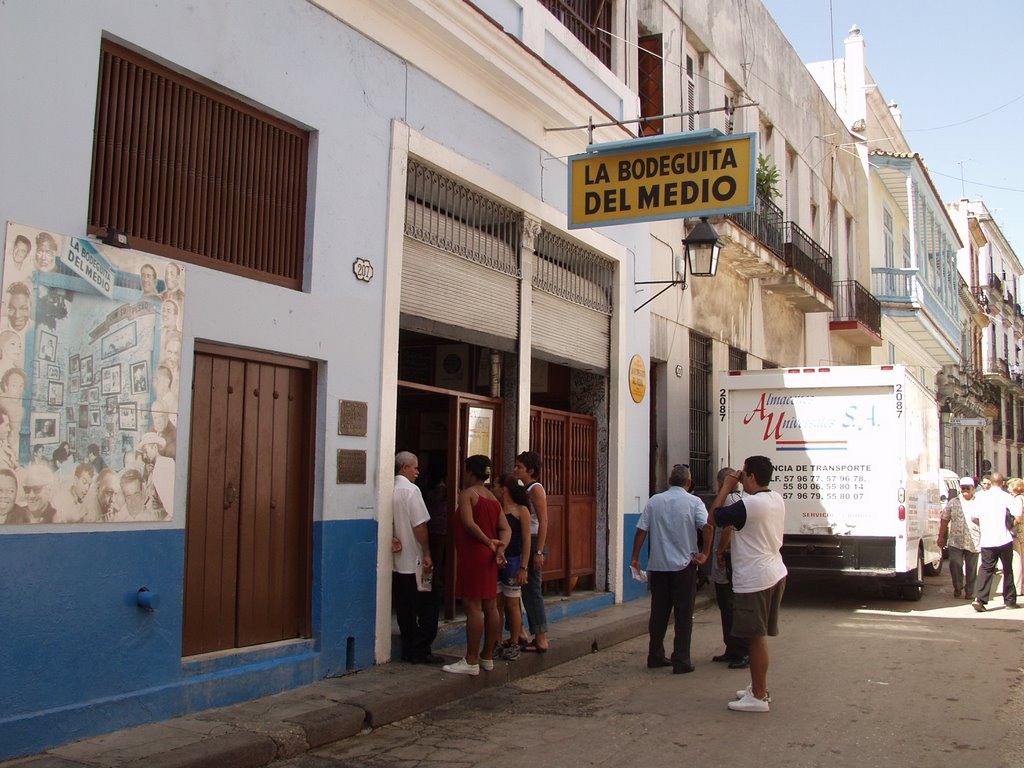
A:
284 574 1024 768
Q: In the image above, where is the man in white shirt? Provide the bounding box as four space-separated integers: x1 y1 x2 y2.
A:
392 451 441 663
970 472 1019 611
705 455 788 713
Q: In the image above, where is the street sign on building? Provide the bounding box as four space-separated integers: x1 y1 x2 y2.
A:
948 418 987 427
567 129 755 229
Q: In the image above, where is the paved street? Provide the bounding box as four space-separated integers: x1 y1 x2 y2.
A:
285 575 1024 768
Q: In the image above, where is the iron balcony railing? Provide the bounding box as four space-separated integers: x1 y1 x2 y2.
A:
989 273 1004 292
783 222 833 298
832 280 881 336
727 194 784 257
539 0 612 67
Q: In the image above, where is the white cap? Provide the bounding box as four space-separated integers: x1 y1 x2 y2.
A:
959 476 975 487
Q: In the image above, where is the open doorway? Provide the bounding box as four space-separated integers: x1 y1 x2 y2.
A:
396 332 506 618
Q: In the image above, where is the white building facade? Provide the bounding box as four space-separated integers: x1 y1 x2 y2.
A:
0 0 653 757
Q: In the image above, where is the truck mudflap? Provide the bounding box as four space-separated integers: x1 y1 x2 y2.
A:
781 535 897 575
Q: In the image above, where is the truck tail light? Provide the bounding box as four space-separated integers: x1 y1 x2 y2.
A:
898 505 906 521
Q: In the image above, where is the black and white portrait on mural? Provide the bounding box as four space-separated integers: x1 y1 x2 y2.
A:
0 222 185 524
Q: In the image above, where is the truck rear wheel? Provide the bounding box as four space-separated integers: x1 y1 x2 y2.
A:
899 553 924 601
923 554 944 577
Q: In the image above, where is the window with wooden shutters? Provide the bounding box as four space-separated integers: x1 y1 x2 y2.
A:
638 35 664 136
88 41 309 290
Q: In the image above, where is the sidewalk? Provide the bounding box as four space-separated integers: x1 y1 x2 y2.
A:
3 592 711 768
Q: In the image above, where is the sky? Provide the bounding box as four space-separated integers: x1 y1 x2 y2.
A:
761 0 1024 257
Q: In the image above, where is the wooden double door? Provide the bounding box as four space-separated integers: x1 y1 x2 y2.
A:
182 344 314 657
530 407 597 592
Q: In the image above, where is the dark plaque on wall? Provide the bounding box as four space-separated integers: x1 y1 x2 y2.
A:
337 449 367 484
338 399 368 436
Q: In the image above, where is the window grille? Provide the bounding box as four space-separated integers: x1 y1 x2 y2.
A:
689 332 712 492
728 346 747 372
405 160 520 277
534 230 614 314
88 41 309 289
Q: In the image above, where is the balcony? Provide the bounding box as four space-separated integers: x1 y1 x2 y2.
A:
984 356 1011 386
989 273 1004 293
872 266 959 364
829 280 882 346
722 196 833 312
540 0 611 68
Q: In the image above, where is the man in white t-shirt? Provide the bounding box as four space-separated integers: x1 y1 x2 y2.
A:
704 455 787 713
970 472 1019 611
392 451 442 663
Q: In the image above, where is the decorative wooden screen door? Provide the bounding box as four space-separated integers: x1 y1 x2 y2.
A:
530 406 597 592
182 344 314 656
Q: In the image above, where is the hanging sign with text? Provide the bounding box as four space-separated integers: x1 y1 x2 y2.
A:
567 131 756 229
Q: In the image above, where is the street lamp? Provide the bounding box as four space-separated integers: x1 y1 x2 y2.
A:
684 217 721 277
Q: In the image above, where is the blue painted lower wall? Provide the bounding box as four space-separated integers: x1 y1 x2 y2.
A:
0 518 378 760
622 512 647 602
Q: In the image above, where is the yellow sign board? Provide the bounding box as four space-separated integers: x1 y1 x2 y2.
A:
629 354 647 403
568 131 756 229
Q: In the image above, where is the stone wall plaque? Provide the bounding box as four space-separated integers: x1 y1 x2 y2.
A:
338 399 368 436
337 449 367 484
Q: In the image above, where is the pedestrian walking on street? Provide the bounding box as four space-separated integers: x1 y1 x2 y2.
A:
705 456 787 713
938 477 981 599
970 472 1020 611
1009 477 1024 596
630 463 709 674
709 467 749 668
443 455 511 676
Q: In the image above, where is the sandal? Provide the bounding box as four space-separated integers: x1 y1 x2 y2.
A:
521 639 548 653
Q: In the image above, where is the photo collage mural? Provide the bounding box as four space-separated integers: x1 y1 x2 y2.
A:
0 222 184 524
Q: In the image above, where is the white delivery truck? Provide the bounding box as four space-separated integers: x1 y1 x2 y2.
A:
717 365 944 600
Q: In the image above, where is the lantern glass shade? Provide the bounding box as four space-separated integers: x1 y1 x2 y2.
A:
684 217 721 277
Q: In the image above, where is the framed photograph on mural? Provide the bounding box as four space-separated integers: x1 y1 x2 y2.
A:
67 423 77 450
89 408 101 428
100 322 137 359
84 386 100 404
69 374 80 393
46 363 60 380
118 402 137 431
31 411 60 443
100 363 121 396
105 396 117 416
47 381 63 407
37 330 57 362
81 355 94 385
130 361 149 395
69 354 80 376
78 404 89 429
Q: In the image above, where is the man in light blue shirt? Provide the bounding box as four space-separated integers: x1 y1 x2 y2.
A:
630 464 709 673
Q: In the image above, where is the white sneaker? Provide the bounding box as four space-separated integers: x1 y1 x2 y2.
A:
479 657 494 671
735 684 771 703
442 658 479 676
728 690 770 712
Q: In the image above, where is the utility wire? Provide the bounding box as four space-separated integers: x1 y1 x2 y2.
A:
928 168 1024 194
904 93 1024 133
